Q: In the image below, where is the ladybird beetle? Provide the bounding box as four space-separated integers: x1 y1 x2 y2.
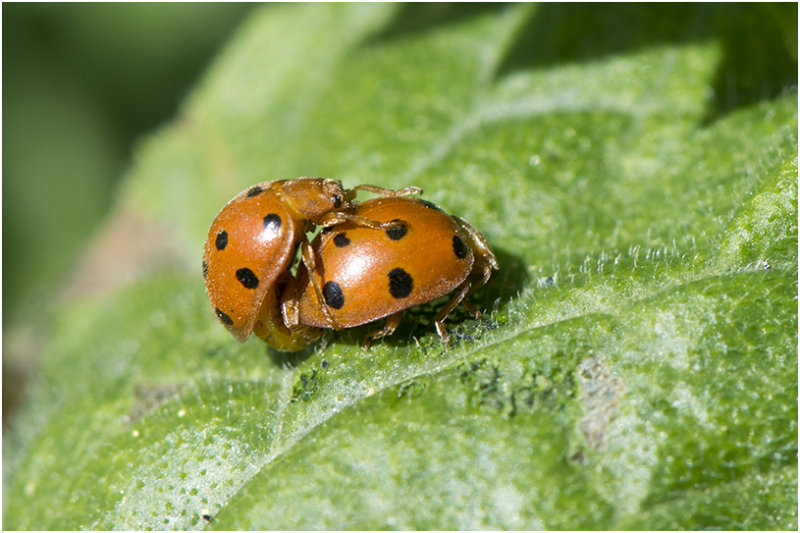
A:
202 177 420 350
282 196 498 346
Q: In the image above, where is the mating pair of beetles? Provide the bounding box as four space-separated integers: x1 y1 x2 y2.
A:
202 177 498 351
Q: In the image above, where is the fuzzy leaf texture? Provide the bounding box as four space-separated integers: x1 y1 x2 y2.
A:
4 4 797 530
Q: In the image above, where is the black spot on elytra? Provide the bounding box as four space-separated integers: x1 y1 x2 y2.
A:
236 268 259 289
388 268 413 298
215 231 228 251
247 185 264 197
385 220 407 241
333 233 351 247
453 235 468 259
202 260 208 278
216 308 234 325
323 281 345 309
263 213 282 232
418 199 443 211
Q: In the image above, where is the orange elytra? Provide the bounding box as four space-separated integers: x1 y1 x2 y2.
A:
202 177 421 351
282 196 498 346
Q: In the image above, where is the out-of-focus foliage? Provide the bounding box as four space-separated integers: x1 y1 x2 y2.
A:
2 1 254 429
2 3 254 315
4 4 797 530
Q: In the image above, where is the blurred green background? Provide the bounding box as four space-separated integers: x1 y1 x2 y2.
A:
3 3 255 316
3 3 255 420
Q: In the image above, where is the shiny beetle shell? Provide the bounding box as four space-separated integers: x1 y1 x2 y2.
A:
286 196 498 342
202 178 352 343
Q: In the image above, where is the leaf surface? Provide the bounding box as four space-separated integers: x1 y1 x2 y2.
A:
4 4 797 530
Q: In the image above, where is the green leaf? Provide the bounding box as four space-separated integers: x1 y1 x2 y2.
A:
4 4 797 530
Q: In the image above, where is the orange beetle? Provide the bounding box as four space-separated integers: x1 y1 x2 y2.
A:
282 196 498 346
202 178 420 350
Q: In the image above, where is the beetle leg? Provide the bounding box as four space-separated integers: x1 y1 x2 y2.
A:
453 216 498 296
350 184 423 197
255 284 322 352
280 274 305 330
318 212 385 230
318 212 407 233
281 297 300 328
433 281 473 345
454 216 498 271
300 239 341 330
462 299 480 319
363 311 404 349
